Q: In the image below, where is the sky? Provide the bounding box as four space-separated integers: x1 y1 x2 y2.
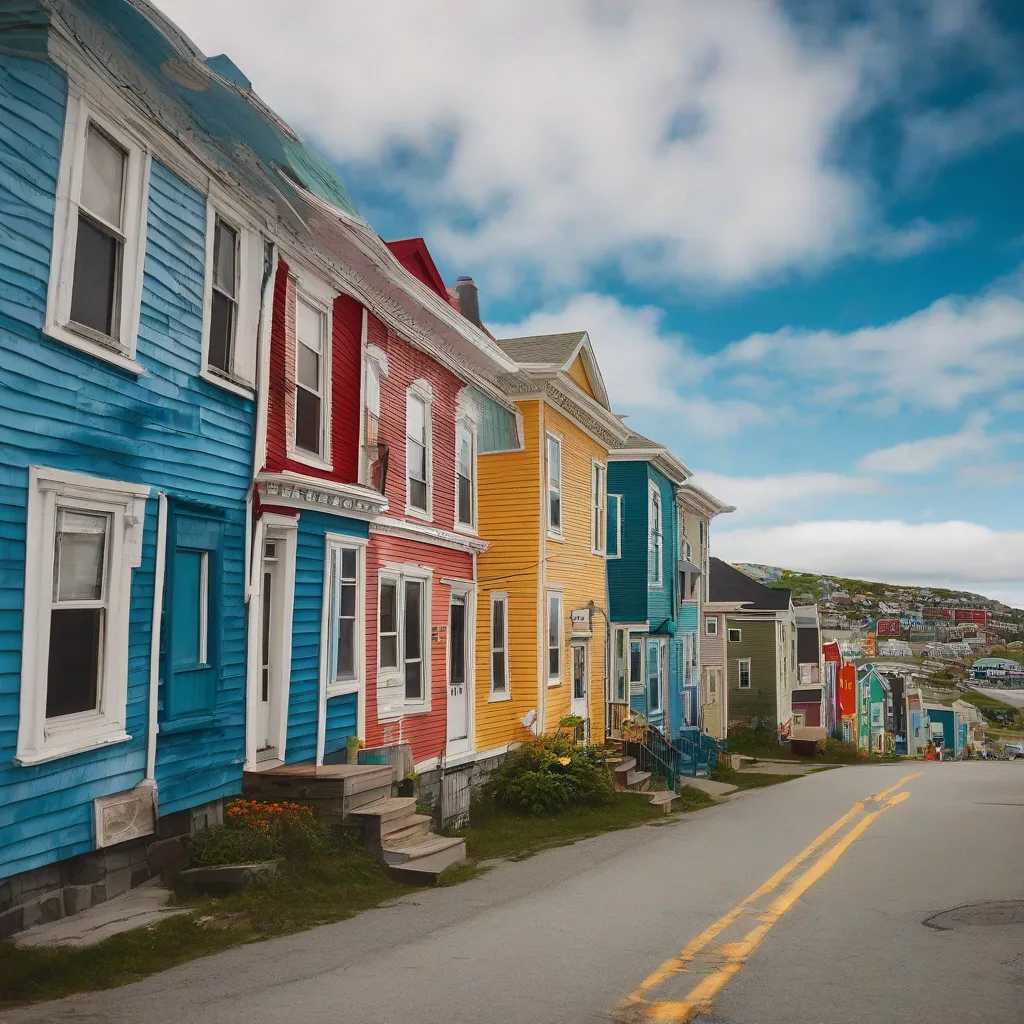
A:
155 0 1024 606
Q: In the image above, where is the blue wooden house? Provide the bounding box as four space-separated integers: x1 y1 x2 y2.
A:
605 433 731 760
0 0 382 936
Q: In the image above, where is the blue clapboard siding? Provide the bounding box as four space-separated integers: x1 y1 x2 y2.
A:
324 695 357 758
285 511 368 764
606 461 649 625
0 54 254 878
647 466 675 635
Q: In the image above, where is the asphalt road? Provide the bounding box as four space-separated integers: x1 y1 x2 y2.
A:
9 763 1024 1024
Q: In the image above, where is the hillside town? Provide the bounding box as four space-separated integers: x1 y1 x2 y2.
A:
0 5 1022 1023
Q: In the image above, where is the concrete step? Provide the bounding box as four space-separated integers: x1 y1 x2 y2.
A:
348 796 417 828
647 790 680 814
382 814 433 849
382 834 465 866
386 840 467 885
625 769 651 792
613 756 637 775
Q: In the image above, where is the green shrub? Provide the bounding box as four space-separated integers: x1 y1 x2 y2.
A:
485 735 615 815
815 737 861 762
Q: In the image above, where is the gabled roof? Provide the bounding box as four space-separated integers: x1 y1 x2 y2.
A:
608 430 691 485
385 239 456 306
496 330 611 410
709 558 792 610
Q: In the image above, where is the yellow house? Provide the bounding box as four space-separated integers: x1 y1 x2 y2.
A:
474 332 630 752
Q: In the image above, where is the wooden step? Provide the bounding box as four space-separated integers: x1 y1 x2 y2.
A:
613 756 637 775
343 766 396 795
382 814 433 849
343 784 397 813
648 791 680 813
386 840 467 885
348 796 416 827
382 834 464 866
625 769 651 791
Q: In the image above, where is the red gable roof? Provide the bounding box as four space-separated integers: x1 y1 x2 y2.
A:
385 237 458 308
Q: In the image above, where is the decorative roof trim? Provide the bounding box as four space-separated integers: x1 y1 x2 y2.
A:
677 482 736 518
257 472 387 521
544 378 632 449
371 516 489 554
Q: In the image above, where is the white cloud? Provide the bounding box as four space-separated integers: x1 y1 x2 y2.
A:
871 217 974 259
491 294 765 434
690 471 873 521
720 275 1024 410
153 0 881 290
855 411 995 474
712 519 1024 608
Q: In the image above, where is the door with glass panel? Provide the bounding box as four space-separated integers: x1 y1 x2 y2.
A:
257 536 284 758
446 593 471 752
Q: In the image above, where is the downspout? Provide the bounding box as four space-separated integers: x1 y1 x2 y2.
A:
145 492 169 789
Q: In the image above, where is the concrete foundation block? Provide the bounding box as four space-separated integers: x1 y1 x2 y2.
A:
0 905 24 939
63 884 94 917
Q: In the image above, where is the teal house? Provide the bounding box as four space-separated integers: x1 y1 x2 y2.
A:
857 666 894 753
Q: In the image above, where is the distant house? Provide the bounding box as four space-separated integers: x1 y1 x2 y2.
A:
708 558 796 738
792 605 827 744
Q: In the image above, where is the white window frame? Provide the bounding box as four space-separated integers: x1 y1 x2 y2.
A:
405 379 434 521
705 616 718 636
199 191 262 397
648 482 663 587
738 658 752 689
546 431 563 539
489 592 511 701
646 638 663 713
547 591 563 686
591 460 607 556
44 90 151 375
607 494 622 559
287 272 334 471
377 564 432 713
728 627 742 643
321 535 368 699
360 342 388 487
16 467 149 765
454 415 477 533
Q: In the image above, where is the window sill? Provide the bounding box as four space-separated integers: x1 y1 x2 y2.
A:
159 713 223 735
488 690 513 703
648 582 664 590
378 703 431 721
287 448 334 473
547 531 565 543
15 729 132 766
547 678 562 688
200 366 255 400
43 324 146 376
453 522 477 536
405 505 432 522
326 682 360 699
591 548 607 558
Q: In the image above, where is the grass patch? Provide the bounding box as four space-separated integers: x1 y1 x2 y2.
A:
434 862 491 887
677 785 719 811
0 847 414 1010
711 762 800 791
460 792 663 863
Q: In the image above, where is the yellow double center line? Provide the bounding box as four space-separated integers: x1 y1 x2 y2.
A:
616 771 925 1023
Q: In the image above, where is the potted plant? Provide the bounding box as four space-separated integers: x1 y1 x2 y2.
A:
397 771 418 797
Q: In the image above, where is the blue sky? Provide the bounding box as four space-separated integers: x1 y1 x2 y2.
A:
157 0 1024 605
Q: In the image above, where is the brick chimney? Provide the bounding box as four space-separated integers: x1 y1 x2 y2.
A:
455 276 482 328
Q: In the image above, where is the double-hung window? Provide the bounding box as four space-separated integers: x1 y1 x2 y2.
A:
294 296 329 458
738 658 752 689
361 345 387 487
16 468 149 765
45 94 149 370
705 616 718 636
592 461 606 554
648 483 663 586
325 539 365 694
378 570 430 706
547 592 563 684
490 593 510 698
406 384 432 516
456 420 475 528
646 639 661 712
547 433 562 535
728 627 742 643
208 216 238 375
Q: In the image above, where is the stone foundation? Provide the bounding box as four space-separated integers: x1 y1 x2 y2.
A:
415 749 510 811
0 799 222 939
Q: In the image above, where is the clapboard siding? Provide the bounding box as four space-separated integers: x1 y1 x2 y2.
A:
725 618 778 729
284 511 369 765
607 461 648 625
475 400 541 752
0 55 255 877
324 693 357 758
647 466 675 632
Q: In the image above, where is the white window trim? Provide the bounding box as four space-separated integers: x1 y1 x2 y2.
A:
647 638 663 713
728 627 742 643
321 534 368 700
489 591 511 702
738 657 752 689
705 616 718 636
591 459 607 556
607 494 623 559
359 339 387 487
546 431 563 539
199 190 261 397
547 590 563 687
648 481 663 588
287 274 334 471
454 413 478 534
405 379 434 522
44 89 151 375
377 563 433 715
16 467 150 766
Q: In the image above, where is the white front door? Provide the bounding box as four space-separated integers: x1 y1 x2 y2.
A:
257 538 284 759
446 593 470 752
571 642 589 719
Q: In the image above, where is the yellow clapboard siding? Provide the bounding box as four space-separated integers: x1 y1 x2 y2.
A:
541 404 608 739
566 353 598 400
474 401 542 752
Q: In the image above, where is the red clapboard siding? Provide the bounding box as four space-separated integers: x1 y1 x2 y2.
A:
264 256 362 484
370 313 462 532
365 534 473 764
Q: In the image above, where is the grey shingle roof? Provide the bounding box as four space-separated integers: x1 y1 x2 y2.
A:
709 558 792 610
616 431 663 451
495 332 586 368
